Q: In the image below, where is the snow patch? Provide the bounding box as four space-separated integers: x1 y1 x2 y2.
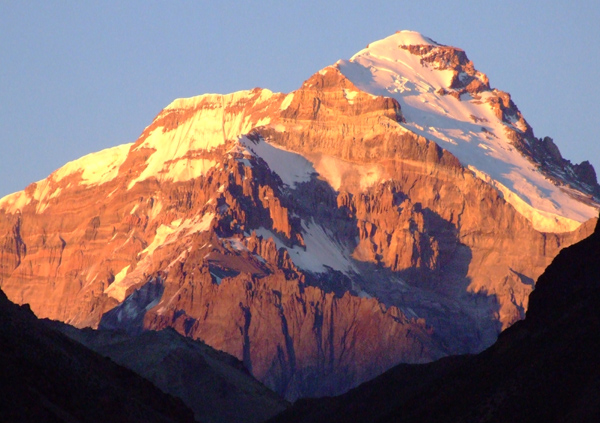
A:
255 219 355 274
210 272 223 285
147 199 163 221
309 154 385 192
0 191 31 213
104 265 131 302
280 93 294 110
469 166 584 232
140 212 215 259
358 290 372 299
343 88 359 104
0 144 131 213
223 237 248 252
106 212 215 302
113 265 130 285
392 30 440 46
240 136 315 187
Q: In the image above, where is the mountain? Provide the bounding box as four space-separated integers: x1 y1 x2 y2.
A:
50 323 289 423
1 30 598 400
267 216 600 423
0 288 196 423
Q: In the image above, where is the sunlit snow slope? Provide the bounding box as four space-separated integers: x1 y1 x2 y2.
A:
338 30 597 232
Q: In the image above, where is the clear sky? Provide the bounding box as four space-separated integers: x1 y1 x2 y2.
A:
1 1 598 198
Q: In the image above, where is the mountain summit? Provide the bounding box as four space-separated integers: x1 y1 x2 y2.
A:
0 31 598 400
339 30 597 232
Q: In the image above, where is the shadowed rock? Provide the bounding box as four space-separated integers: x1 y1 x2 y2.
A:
268 218 600 422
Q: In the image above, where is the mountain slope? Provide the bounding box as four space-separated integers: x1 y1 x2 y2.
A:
50 324 289 423
268 216 600 423
0 288 196 423
0 31 598 400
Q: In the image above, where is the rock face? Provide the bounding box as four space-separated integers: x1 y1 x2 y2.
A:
267 218 600 423
0 288 196 423
0 31 599 400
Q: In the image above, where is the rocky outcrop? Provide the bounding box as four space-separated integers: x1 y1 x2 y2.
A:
574 160 599 191
403 43 491 96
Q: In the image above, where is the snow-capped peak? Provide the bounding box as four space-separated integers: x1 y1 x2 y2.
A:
350 30 441 63
339 31 598 232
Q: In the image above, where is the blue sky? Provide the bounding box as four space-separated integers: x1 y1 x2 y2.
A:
1 1 599 198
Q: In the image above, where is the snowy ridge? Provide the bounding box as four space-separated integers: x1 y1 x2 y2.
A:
0 143 132 214
128 89 279 189
338 30 598 232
